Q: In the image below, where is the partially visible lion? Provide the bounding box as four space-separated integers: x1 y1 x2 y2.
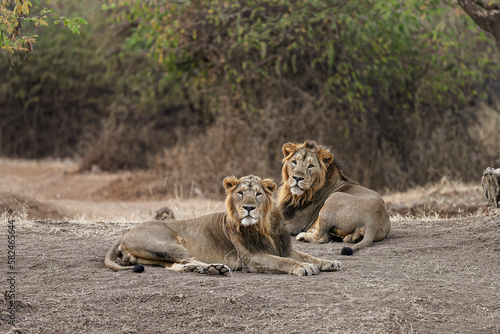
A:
481 167 500 208
105 175 341 276
154 206 176 220
278 141 391 255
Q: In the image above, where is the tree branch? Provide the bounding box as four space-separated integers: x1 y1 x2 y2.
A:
458 0 500 49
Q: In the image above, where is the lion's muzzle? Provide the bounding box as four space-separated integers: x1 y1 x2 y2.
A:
239 205 259 226
289 176 307 195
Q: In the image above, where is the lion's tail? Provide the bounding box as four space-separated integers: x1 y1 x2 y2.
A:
105 237 134 271
341 227 377 256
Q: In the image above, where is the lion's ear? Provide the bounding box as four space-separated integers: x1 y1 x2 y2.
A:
319 148 334 166
261 178 277 195
282 142 297 158
223 176 240 193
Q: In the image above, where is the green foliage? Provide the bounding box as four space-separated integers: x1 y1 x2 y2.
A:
0 0 87 56
2 0 499 191
105 0 497 118
53 16 87 34
0 0 183 161
0 5 107 157
101 0 499 190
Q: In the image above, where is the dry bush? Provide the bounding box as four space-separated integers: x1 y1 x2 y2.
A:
77 122 163 172
91 171 160 200
4 1 500 199
91 94 498 201
155 120 279 197
116 0 500 195
0 192 67 220
469 103 500 157
384 179 487 217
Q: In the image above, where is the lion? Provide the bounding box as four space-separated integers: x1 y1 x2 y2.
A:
105 175 341 276
278 141 391 255
481 167 500 208
154 206 176 220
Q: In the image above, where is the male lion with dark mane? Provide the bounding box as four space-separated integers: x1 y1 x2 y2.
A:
278 141 391 255
105 175 341 276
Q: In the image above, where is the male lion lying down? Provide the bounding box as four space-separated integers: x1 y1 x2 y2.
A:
105 175 340 276
278 141 391 255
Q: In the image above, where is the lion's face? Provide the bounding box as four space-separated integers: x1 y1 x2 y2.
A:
223 175 277 227
281 141 334 197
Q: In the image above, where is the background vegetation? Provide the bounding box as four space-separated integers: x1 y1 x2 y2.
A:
1 0 500 197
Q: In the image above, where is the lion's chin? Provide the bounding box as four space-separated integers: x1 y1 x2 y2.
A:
241 217 258 226
290 187 305 196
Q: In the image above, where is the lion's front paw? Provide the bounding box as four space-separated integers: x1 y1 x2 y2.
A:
318 259 341 272
291 263 319 276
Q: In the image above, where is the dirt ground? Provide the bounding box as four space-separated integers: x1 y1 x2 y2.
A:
0 159 499 334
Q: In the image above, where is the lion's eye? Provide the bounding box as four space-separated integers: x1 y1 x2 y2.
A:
237 191 243 198
291 160 297 166
256 192 262 197
308 164 314 169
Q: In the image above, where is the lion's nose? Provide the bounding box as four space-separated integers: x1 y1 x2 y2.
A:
293 176 304 182
243 205 256 213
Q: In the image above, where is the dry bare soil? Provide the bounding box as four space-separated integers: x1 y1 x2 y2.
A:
0 160 499 334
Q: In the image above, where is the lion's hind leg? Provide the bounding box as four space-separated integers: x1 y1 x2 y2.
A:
147 243 230 275
124 245 230 275
119 247 171 268
296 229 330 244
138 243 230 275
169 261 230 276
343 227 365 243
122 223 231 275
134 258 172 268
341 226 377 256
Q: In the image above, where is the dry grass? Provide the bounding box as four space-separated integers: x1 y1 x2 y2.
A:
0 193 226 239
79 102 500 202
1 156 493 235
383 178 487 217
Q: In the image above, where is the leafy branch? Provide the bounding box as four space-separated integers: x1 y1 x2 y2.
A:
0 0 87 56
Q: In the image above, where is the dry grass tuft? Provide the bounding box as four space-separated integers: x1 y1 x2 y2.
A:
384 179 487 217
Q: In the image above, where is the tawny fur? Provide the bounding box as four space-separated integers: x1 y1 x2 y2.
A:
481 167 500 208
279 140 335 207
105 175 341 276
278 141 391 255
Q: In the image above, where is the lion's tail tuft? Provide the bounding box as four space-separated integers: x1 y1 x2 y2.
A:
341 247 354 256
